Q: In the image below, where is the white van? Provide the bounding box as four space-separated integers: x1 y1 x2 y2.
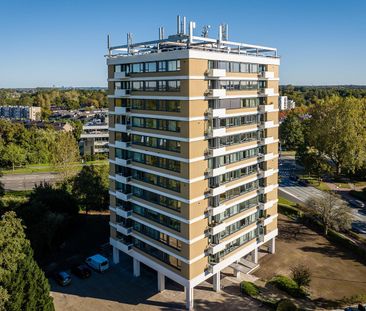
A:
85 254 109 272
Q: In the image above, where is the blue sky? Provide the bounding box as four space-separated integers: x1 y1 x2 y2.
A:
0 0 365 87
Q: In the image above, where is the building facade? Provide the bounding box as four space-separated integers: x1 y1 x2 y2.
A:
107 18 279 309
0 105 41 120
279 95 295 110
79 117 109 157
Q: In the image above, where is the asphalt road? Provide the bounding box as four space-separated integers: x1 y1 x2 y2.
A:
279 155 366 236
0 172 61 191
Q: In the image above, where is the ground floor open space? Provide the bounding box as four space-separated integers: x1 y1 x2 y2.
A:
255 214 366 305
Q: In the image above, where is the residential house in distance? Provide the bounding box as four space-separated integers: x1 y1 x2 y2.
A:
107 16 279 309
279 96 295 110
0 105 41 121
79 116 109 157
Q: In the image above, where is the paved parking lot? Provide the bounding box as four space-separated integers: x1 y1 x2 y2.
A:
50 252 268 311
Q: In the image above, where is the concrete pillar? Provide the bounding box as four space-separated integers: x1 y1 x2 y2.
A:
185 286 194 310
133 258 140 277
112 247 119 264
157 271 165 292
269 237 276 254
253 248 258 264
213 272 221 292
233 269 240 278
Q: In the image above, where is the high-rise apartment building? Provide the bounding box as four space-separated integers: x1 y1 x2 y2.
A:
107 17 279 309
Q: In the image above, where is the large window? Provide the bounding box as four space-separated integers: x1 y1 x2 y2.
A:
209 60 264 73
132 170 181 192
132 187 181 212
130 151 180 172
132 117 180 132
133 221 182 250
132 203 181 231
130 99 181 112
131 134 181 153
219 115 258 128
215 80 260 91
219 180 259 203
114 60 181 74
209 147 262 168
133 238 182 270
217 130 260 147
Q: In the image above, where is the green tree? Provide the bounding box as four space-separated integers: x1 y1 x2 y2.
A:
306 191 351 235
50 132 80 179
280 113 304 150
307 96 366 175
72 165 109 213
2 143 26 170
0 212 54 311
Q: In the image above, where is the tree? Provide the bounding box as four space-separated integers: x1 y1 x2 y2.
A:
290 263 311 287
280 113 305 151
71 165 109 213
307 96 366 175
1 143 26 170
0 212 54 311
50 132 80 179
306 191 351 235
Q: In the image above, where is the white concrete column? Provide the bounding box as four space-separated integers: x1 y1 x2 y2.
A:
233 269 240 278
213 272 221 292
253 248 258 264
133 258 140 277
269 237 276 254
157 271 165 292
185 286 194 310
112 247 119 264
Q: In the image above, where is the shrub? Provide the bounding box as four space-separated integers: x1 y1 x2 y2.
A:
340 293 366 306
267 275 306 298
240 281 259 297
290 263 311 287
276 299 298 311
278 203 303 218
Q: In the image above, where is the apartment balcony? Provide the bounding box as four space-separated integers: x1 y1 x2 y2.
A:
115 173 132 184
260 120 275 129
115 141 131 149
115 190 132 201
206 127 226 138
115 123 131 132
115 205 132 218
115 157 131 166
207 89 226 98
207 69 226 78
116 222 133 235
259 88 275 96
110 237 133 253
259 71 275 79
114 89 130 97
259 104 275 113
115 107 130 114
207 146 226 157
261 137 275 145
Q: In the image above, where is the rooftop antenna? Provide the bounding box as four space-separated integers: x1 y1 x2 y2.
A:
177 15 181 34
202 25 211 38
189 21 196 44
127 32 133 55
222 24 229 41
182 16 187 35
107 34 111 55
158 27 165 40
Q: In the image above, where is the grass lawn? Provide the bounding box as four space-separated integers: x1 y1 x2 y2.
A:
1 160 108 175
280 150 296 156
278 196 297 207
1 190 32 207
298 175 330 191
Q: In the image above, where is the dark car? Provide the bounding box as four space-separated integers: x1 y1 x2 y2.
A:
54 271 72 286
71 264 92 279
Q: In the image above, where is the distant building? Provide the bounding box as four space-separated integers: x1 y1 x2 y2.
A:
19 121 74 132
279 96 295 110
79 117 109 157
0 105 41 121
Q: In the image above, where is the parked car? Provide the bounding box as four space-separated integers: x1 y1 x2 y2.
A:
71 264 92 279
54 271 72 286
85 254 109 272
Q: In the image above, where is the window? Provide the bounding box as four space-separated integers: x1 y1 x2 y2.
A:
131 81 143 91
167 60 181 71
131 63 143 73
130 151 180 172
132 187 181 211
145 62 157 72
131 134 181 152
158 61 166 72
129 99 181 112
145 81 157 91
115 65 122 72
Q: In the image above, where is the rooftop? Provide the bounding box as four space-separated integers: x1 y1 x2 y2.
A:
107 16 278 59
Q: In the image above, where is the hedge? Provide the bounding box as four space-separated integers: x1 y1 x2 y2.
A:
276 299 298 311
267 275 306 298
278 203 303 218
240 281 259 297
